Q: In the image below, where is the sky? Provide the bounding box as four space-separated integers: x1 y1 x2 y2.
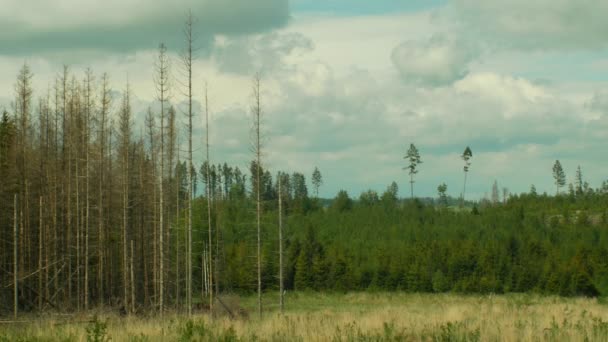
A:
1 0 608 200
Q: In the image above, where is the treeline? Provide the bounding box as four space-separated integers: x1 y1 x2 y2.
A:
194 179 608 298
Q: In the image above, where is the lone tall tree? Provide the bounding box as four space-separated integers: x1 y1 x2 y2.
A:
461 146 472 205
278 172 284 314
204 83 213 313
154 42 170 316
552 160 566 195
180 10 197 316
491 180 499 205
404 143 422 199
312 167 322 198
251 73 263 318
437 183 448 207
575 165 583 196
118 81 132 312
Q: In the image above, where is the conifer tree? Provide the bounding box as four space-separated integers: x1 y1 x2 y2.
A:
404 143 422 199
461 146 472 205
312 167 322 198
552 160 566 195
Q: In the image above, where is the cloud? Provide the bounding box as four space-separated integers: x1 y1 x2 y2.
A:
391 34 478 86
452 0 608 50
586 91 608 115
291 0 447 15
212 32 314 75
0 0 290 56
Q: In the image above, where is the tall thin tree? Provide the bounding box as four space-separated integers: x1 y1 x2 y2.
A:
83 68 94 310
251 73 263 318
97 73 111 305
118 81 132 312
552 160 565 195
278 173 284 314
180 10 197 316
404 143 422 199
312 167 322 198
461 146 472 206
13 194 18 318
204 83 213 313
155 42 170 317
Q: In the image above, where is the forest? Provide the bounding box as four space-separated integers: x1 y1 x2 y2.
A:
1 15 608 320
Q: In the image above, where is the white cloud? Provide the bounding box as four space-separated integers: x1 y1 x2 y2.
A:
3 9 608 200
212 32 314 75
0 0 290 55
452 0 608 50
391 34 478 86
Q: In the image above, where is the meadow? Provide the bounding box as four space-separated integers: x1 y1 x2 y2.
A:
2 292 608 341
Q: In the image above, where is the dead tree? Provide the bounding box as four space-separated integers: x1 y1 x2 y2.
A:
97 73 111 306
118 81 132 312
14 194 18 318
180 10 197 316
251 73 263 318
204 84 213 313
83 68 94 310
278 175 284 314
155 42 170 317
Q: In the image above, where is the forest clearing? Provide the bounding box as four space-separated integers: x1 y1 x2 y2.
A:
1 293 608 341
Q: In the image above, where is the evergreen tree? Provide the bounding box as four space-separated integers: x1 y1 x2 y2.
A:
575 165 583 196
404 143 422 199
461 146 472 205
332 190 353 212
312 167 323 198
552 160 566 195
381 182 399 208
359 190 379 207
437 183 448 207
492 180 500 204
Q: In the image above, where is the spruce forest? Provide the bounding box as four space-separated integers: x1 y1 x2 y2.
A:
2 13 608 324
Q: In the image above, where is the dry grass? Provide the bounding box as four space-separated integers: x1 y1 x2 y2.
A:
2 293 608 341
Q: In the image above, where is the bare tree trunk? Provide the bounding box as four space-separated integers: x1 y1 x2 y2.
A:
122 148 128 311
53 79 60 302
130 240 135 314
201 253 205 303
462 171 468 206
84 69 92 311
147 107 158 311
14 194 18 318
120 85 132 313
175 143 180 308
252 74 263 318
107 128 113 305
98 73 110 306
181 11 197 317
410 174 414 200
67 86 72 307
204 84 213 314
76 135 80 311
155 43 169 318
175 143 180 310
38 196 43 311
278 177 284 314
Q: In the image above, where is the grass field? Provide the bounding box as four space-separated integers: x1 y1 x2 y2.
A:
2 293 608 341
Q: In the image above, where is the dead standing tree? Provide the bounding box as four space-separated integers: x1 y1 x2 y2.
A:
179 10 198 316
154 42 171 317
250 73 263 319
204 84 213 314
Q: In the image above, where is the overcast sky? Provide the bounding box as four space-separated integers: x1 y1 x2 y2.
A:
1 0 608 199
